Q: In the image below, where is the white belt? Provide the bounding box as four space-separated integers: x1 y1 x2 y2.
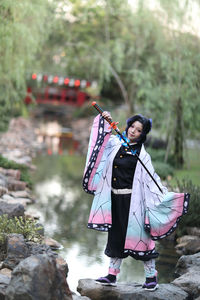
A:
111 187 132 195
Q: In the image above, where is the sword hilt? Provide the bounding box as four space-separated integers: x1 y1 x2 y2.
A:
91 101 119 130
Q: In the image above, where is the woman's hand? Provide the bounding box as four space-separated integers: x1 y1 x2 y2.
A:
102 111 112 121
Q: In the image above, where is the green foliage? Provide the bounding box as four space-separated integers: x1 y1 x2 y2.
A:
174 179 200 236
147 147 175 165
172 148 200 187
146 147 174 179
153 161 174 180
0 154 32 187
44 0 200 168
0 214 42 244
0 0 55 131
147 148 166 162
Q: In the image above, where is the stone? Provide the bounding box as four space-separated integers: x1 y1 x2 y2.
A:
173 252 200 299
72 293 91 300
9 190 32 199
0 174 7 188
0 268 12 278
0 186 8 197
34 222 45 236
24 208 41 220
5 254 72 300
176 239 200 255
0 201 24 218
0 274 10 299
27 241 57 259
176 235 197 244
175 252 200 276
7 179 27 191
172 271 200 299
56 256 69 277
3 234 29 270
0 168 21 180
11 155 32 165
1 194 32 207
77 279 189 300
2 234 61 271
43 237 62 250
186 227 200 237
1 195 14 202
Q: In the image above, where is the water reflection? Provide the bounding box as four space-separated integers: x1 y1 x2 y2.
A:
35 121 79 155
31 154 179 292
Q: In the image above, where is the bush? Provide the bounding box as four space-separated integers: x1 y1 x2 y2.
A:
146 136 167 149
147 148 166 161
174 179 200 236
153 161 174 179
0 214 43 245
0 154 32 187
146 148 174 179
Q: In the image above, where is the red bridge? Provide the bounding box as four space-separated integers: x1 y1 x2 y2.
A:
25 73 98 107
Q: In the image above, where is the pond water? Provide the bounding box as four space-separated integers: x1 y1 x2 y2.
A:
30 154 180 293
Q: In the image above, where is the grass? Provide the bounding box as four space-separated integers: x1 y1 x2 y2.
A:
170 148 200 187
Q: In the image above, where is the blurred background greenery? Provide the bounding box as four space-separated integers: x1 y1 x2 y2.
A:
1 0 200 168
1 0 200 289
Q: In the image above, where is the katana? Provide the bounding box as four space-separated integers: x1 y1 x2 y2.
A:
91 101 163 194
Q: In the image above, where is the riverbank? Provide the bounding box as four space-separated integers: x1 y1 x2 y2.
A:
0 116 200 299
0 117 88 299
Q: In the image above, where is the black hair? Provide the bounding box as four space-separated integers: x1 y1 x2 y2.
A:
125 114 152 144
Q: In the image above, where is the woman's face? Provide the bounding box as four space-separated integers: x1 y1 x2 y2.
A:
127 121 143 142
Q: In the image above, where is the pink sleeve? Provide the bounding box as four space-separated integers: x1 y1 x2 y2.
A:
83 114 111 194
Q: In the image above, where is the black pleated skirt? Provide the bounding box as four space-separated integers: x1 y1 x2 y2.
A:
105 192 131 258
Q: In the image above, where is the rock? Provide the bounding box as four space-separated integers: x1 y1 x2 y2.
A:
173 252 200 299
7 178 27 191
27 241 57 259
77 279 189 300
176 235 197 244
24 208 41 220
3 234 60 270
0 274 11 299
0 174 7 188
9 190 33 199
0 186 8 197
175 252 200 276
0 201 24 218
172 271 200 299
176 238 200 255
11 155 32 165
43 237 62 250
56 256 69 277
1 194 32 207
72 293 91 300
186 227 200 237
34 222 45 236
5 254 73 300
3 234 29 270
0 268 12 278
0 168 21 180
1 195 14 202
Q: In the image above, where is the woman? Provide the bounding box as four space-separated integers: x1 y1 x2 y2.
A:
83 111 189 291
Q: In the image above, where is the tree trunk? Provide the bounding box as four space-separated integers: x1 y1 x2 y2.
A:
109 66 133 115
174 97 184 168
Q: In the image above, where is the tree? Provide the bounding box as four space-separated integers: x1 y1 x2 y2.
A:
39 0 200 167
0 0 54 131
41 0 168 114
